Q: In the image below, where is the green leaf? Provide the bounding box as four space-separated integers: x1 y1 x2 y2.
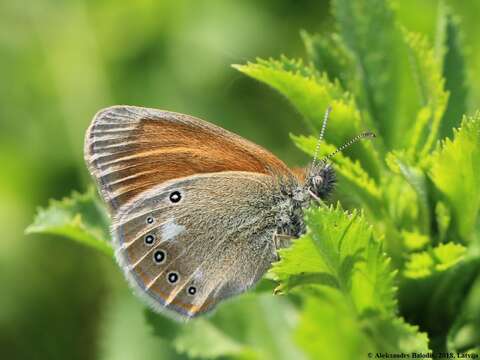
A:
399 256 480 350
404 30 449 160
292 134 382 217
271 205 396 315
26 188 113 257
146 295 304 360
174 325 254 360
251 278 278 294
270 233 335 294
429 113 480 241
362 313 431 353
295 289 372 357
331 0 400 146
301 30 356 91
401 230 430 252
386 151 431 233
295 288 429 356
271 206 431 354
350 233 397 315
145 310 255 359
233 57 349 135
435 201 451 243
233 57 381 179
447 275 480 352
433 243 467 272
404 243 467 279
381 175 422 255
435 2 469 140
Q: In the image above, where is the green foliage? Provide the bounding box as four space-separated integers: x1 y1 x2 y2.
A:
26 188 113 257
447 274 480 353
386 151 431 233
296 290 429 357
272 205 396 314
301 31 355 90
233 57 381 179
404 30 449 160
331 0 400 147
436 3 469 140
429 113 480 242
404 243 467 279
26 0 480 358
401 230 430 251
145 295 304 360
145 310 256 359
271 205 429 355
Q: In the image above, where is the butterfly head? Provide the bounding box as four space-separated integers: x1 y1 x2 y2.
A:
305 161 336 201
301 106 375 204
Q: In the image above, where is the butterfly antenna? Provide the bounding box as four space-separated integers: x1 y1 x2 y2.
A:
321 131 376 163
310 106 332 173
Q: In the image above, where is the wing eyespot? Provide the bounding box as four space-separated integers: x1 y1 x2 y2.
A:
169 191 182 203
167 271 179 284
187 286 197 295
144 234 155 245
146 216 155 224
153 249 166 264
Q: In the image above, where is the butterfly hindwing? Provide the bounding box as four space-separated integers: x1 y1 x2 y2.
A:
84 105 292 212
113 171 279 318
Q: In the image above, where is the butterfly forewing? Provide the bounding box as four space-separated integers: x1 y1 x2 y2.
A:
84 106 292 212
113 172 279 318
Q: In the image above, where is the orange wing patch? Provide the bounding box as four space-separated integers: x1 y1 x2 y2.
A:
85 106 293 211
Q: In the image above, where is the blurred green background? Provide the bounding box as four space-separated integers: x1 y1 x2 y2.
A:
1 1 479 359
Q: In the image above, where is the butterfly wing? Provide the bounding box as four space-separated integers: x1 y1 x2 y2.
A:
84 105 292 212
113 171 279 318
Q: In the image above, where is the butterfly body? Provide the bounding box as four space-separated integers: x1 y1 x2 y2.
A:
85 106 336 319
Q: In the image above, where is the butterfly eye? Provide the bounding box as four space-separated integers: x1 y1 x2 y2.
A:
167 271 179 284
146 216 155 224
144 234 155 245
314 176 323 186
153 250 166 264
187 286 197 295
169 191 182 203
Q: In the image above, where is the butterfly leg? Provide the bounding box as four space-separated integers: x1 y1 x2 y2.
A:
308 188 329 208
272 232 280 261
308 188 321 202
273 232 293 260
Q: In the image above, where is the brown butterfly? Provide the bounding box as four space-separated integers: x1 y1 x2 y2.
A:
84 105 373 319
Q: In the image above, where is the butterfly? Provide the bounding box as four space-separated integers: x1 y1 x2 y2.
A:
84 105 373 319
